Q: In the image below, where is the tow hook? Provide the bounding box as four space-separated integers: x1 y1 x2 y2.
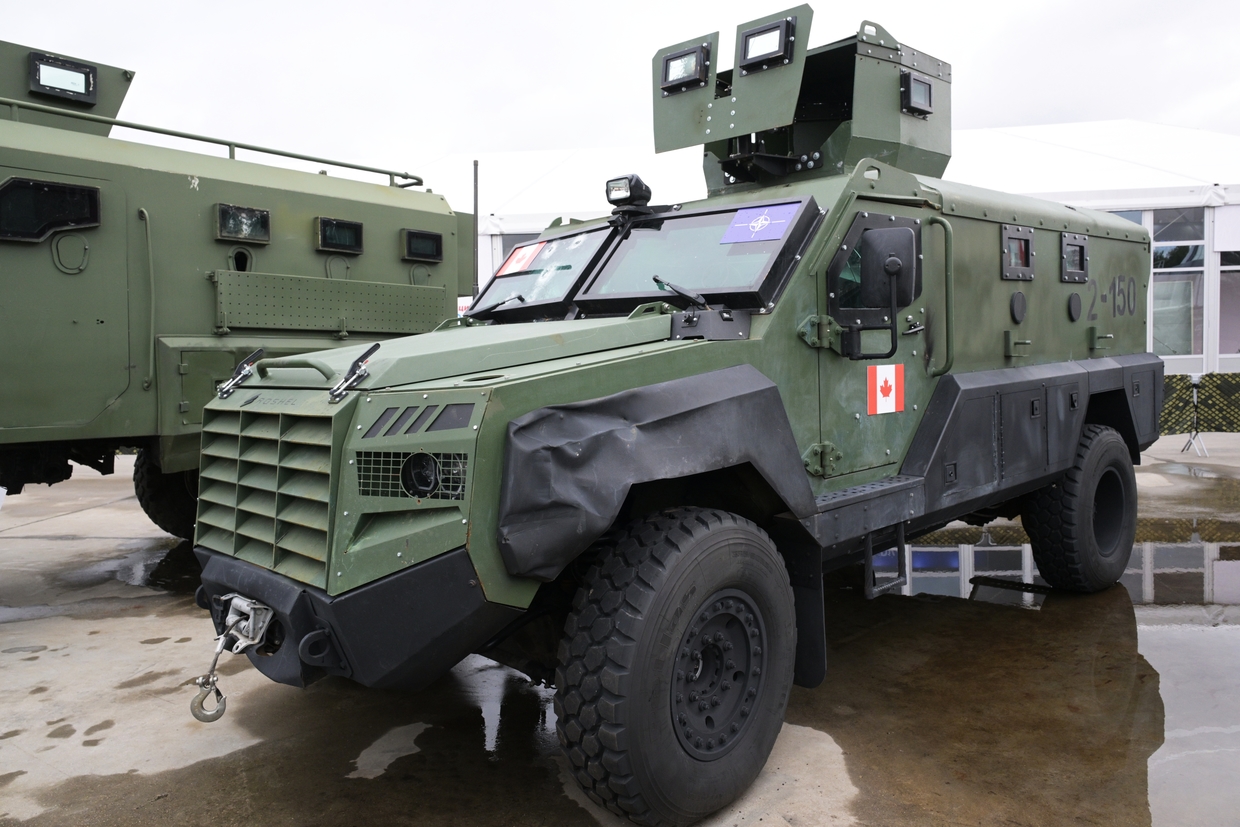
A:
190 594 274 723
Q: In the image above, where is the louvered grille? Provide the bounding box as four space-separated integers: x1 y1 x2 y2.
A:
196 408 334 589
356 451 468 500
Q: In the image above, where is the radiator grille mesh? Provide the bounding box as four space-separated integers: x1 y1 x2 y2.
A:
195 409 334 589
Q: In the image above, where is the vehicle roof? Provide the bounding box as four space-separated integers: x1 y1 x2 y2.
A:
0 118 453 214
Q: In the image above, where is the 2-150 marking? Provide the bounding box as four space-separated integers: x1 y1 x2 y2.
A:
1086 276 1138 321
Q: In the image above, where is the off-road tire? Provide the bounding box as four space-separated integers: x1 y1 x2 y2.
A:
554 508 796 826
1021 425 1137 592
133 448 198 540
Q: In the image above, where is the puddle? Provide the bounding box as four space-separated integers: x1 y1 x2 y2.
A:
55 541 201 597
347 722 431 779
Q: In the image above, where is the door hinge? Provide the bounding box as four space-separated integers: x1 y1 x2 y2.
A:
797 315 845 353
802 442 844 477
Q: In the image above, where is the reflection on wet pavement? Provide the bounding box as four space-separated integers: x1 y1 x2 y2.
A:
2 443 1239 825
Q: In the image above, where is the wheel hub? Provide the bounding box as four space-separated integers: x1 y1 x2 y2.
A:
671 588 766 761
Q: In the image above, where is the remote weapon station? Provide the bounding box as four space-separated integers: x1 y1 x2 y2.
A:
0 42 472 538
189 8 1161 825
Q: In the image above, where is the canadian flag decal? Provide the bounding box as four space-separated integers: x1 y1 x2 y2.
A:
867 364 905 415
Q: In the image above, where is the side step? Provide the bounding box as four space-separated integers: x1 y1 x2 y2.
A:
802 474 926 547
863 523 908 599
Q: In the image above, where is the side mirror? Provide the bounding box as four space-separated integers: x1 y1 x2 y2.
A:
860 227 916 309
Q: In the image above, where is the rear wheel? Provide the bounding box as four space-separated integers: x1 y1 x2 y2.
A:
554 508 796 826
1021 425 1137 592
133 448 198 540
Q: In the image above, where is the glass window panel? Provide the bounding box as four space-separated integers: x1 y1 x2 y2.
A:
666 53 697 84
500 233 539 259
1006 236 1030 268
1222 251 1240 267
1110 210 1143 225
1153 207 1204 242
476 229 609 307
746 29 782 59
1153 244 1205 269
1221 271 1240 355
585 210 786 297
1152 270 1203 355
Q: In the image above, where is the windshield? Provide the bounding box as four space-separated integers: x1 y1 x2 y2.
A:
474 229 609 310
582 203 801 298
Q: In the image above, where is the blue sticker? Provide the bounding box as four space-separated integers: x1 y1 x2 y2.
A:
720 203 799 244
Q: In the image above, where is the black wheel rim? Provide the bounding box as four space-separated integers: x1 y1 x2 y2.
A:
670 588 767 762
1093 467 1125 558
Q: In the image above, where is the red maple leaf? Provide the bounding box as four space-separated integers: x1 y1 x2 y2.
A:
880 377 893 398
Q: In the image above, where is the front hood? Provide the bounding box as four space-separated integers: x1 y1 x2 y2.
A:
253 313 673 391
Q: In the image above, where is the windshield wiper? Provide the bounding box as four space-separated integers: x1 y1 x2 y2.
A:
652 275 709 310
466 293 526 318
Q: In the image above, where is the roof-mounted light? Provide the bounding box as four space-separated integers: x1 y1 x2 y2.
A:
606 174 652 208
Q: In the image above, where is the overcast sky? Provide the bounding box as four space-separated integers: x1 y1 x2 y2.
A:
7 0 1239 211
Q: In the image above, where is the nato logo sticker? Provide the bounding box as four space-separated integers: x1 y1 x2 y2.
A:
720 203 798 244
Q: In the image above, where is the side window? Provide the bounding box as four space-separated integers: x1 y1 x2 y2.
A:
0 178 101 242
827 211 922 322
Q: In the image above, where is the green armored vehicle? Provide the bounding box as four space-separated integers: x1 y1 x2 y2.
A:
0 41 471 538
191 8 1161 824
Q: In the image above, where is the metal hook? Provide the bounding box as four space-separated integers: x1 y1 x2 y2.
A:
190 676 226 723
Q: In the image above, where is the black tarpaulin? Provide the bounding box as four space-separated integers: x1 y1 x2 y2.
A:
496 364 815 580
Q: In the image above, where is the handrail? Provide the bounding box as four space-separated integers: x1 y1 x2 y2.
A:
256 358 337 382
138 208 156 391
927 215 954 377
0 96 423 187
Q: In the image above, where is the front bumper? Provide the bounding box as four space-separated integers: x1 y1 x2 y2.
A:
194 546 521 690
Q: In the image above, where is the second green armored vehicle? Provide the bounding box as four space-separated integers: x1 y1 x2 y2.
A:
190 8 1161 825
0 41 472 538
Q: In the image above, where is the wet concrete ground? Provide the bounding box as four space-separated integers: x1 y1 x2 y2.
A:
2 438 1238 826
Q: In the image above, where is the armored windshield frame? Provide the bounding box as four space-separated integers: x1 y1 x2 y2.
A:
470 223 617 322
573 196 819 315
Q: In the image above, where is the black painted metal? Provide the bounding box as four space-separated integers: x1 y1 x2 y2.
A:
194 546 521 691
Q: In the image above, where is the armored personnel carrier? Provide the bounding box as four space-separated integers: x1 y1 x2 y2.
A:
189 8 1161 825
0 41 472 538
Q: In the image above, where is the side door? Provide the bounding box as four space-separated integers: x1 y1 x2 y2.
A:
816 206 939 481
0 170 130 431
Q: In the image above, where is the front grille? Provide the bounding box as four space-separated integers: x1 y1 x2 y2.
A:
356 451 468 500
196 409 333 589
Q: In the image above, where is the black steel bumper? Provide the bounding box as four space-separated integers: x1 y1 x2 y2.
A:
194 546 522 690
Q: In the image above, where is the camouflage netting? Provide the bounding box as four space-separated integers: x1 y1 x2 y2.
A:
1160 373 1240 435
915 518 1240 546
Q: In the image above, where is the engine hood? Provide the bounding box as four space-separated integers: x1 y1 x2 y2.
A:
252 312 674 392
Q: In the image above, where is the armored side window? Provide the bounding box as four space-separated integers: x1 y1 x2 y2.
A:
217 204 270 244
28 52 98 106
1001 224 1035 281
316 217 363 254
1061 232 1088 283
0 178 101 242
827 211 922 322
900 70 933 117
401 229 443 262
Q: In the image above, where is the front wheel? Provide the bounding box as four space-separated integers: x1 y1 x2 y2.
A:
1021 425 1137 592
133 449 198 540
555 508 796 826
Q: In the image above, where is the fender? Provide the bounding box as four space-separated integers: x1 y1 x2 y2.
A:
496 364 816 581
